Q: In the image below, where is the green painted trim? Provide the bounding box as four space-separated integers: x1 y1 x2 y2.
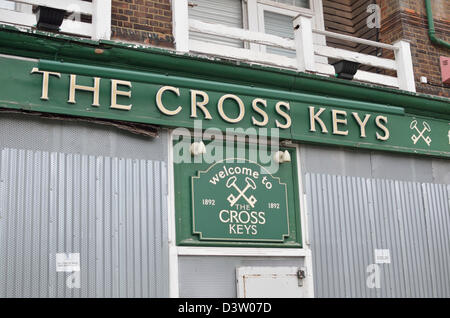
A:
0 24 449 120
174 142 303 248
425 0 450 50
1 55 448 159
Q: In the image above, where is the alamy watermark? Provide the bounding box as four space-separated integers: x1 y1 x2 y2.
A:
367 4 381 29
366 249 391 289
172 120 284 174
366 264 381 289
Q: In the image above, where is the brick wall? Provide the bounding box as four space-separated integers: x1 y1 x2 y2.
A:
323 0 380 74
111 0 174 48
378 0 450 97
323 0 378 55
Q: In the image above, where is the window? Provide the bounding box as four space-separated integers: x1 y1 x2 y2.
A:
188 0 325 57
0 0 32 13
258 5 301 57
271 0 310 8
189 0 244 48
0 0 14 10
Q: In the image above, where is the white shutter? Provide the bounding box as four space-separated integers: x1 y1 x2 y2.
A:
189 0 244 48
0 0 14 10
0 0 32 12
263 11 296 58
272 0 310 9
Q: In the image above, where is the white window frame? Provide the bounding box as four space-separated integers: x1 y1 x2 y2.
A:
251 0 325 58
185 0 325 54
257 3 303 54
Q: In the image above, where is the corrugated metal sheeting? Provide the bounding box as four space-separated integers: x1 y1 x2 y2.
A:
305 173 450 298
0 147 168 298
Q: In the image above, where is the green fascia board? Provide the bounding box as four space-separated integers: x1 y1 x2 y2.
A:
0 24 449 120
38 59 405 116
1 44 449 158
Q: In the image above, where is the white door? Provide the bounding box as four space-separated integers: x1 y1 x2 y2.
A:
236 266 308 298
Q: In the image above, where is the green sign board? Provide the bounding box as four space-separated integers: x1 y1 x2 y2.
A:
191 159 289 242
174 141 302 247
0 56 448 158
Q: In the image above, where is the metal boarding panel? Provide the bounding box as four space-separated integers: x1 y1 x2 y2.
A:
422 183 450 297
305 173 450 298
0 147 168 298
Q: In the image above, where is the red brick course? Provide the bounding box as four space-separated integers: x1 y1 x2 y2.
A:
111 0 174 48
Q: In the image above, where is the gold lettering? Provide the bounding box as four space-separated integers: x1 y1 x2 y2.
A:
375 115 390 141
309 106 328 133
332 109 348 136
110 79 132 111
155 86 182 115
352 112 371 138
217 94 245 124
275 102 291 129
190 90 212 119
68 75 101 106
30 67 61 100
251 98 268 127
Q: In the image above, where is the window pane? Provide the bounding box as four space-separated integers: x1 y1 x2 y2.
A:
189 0 244 48
0 0 32 12
0 0 15 10
270 0 310 9
264 11 296 58
294 0 310 8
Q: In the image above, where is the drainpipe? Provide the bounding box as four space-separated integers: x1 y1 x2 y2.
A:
424 0 450 50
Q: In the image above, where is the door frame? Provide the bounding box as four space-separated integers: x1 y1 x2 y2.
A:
166 128 314 298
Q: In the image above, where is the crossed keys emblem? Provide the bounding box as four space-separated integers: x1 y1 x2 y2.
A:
410 120 432 146
226 176 257 208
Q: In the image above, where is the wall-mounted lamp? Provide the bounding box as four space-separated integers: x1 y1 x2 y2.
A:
332 60 360 80
35 6 66 31
273 150 291 164
190 141 206 156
